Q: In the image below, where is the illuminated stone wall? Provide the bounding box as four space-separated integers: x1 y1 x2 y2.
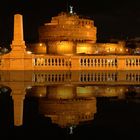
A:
39 12 97 55
27 43 47 54
93 42 126 54
39 12 96 43
76 42 93 54
0 13 139 71
47 41 75 55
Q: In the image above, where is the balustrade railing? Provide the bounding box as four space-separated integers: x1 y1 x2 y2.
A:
1 54 140 70
126 58 140 67
80 58 117 68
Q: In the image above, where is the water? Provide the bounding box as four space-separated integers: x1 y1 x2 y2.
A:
0 70 140 139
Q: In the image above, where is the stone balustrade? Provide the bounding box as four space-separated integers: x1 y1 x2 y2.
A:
1 54 140 70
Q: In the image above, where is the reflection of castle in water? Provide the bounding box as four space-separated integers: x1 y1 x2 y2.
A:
33 71 140 84
26 84 97 128
39 97 96 128
27 84 124 128
1 71 140 128
1 71 140 85
26 84 139 128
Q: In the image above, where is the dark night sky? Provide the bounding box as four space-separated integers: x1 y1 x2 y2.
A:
0 0 140 47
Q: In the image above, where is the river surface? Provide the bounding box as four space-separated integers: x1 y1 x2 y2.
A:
0 70 140 139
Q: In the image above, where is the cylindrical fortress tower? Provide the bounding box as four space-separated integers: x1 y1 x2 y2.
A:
39 12 97 55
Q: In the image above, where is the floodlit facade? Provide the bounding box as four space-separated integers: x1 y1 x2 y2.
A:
0 11 140 70
35 11 126 55
39 12 97 55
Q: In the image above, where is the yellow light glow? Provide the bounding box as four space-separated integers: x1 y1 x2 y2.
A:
26 51 32 54
120 48 123 52
85 25 91 29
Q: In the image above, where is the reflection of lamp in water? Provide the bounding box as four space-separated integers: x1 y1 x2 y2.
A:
69 125 76 134
69 126 73 134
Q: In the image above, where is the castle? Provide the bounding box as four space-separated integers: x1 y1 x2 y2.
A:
0 10 140 70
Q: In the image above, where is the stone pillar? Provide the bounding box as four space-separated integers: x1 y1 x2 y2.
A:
12 14 25 46
117 56 126 70
71 56 81 70
1 14 33 70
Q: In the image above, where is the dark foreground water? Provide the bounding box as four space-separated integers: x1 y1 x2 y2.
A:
0 71 140 139
1 88 140 139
